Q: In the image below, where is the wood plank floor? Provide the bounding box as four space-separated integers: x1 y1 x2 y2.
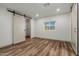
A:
0 38 76 56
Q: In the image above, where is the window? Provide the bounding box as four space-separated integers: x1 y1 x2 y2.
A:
44 21 56 31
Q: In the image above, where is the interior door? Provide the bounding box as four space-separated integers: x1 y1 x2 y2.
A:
14 14 25 44
71 4 77 54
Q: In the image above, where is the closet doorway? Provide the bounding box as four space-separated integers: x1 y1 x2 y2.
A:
25 19 31 39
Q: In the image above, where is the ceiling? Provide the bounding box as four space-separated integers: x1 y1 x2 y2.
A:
0 3 73 19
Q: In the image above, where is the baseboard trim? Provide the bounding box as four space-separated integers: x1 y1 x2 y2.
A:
71 43 77 55
32 37 70 43
14 40 26 46
0 44 13 49
0 40 26 49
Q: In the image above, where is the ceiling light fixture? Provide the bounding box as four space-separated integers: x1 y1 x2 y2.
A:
56 8 60 12
36 14 39 17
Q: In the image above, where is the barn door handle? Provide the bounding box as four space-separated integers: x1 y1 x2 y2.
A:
74 28 77 32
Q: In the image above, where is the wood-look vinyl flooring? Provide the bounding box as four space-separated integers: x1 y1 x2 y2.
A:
0 38 76 56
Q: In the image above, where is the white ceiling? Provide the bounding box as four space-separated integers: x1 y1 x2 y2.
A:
0 3 73 18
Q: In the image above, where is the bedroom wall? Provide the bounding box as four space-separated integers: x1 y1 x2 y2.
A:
31 13 71 42
31 18 36 38
0 6 12 48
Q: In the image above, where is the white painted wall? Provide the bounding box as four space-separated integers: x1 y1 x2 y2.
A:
71 4 77 54
31 18 36 38
31 13 71 42
0 6 12 48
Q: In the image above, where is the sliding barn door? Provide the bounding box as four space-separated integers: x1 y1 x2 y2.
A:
14 14 25 44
